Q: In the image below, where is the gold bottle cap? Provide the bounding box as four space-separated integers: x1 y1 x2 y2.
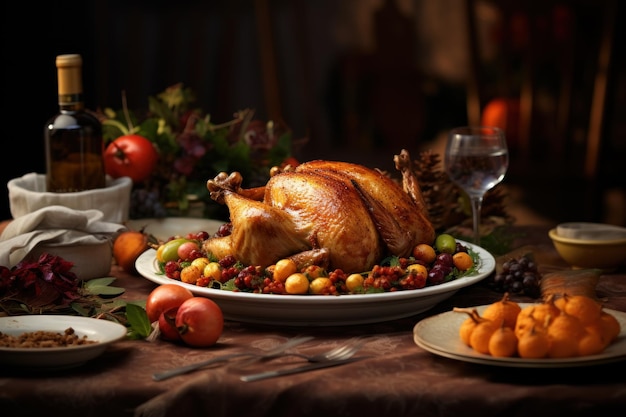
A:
56 54 83 97
56 54 82 67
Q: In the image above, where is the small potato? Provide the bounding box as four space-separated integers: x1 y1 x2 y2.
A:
407 264 428 278
273 259 297 283
309 277 333 294
345 274 364 292
191 257 210 271
181 265 202 284
203 262 222 281
285 273 309 294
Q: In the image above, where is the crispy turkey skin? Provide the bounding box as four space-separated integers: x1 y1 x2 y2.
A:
204 150 435 273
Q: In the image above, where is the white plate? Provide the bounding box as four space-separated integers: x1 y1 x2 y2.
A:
413 303 626 368
136 240 495 326
126 217 224 241
0 315 127 370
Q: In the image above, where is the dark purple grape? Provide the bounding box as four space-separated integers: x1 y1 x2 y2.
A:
510 280 524 293
487 255 542 298
219 255 238 268
216 223 233 237
518 256 529 269
503 274 515 287
455 242 468 253
522 273 540 295
187 249 204 261
427 267 447 285
193 231 210 241
435 253 454 267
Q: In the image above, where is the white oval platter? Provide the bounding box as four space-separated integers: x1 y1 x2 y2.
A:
136 238 496 326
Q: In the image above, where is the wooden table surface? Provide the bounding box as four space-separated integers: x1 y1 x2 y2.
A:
1 224 625 417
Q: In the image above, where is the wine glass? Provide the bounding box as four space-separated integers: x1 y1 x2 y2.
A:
444 126 508 245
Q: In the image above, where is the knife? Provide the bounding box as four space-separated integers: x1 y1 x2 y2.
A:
153 336 314 381
240 356 370 382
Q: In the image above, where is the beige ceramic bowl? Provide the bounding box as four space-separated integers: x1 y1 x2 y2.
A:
27 240 113 280
548 228 626 270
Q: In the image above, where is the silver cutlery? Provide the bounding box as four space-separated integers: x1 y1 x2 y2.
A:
236 337 366 368
152 336 314 381
240 339 367 382
240 356 369 382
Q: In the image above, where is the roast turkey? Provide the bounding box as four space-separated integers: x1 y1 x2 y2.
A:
204 150 435 273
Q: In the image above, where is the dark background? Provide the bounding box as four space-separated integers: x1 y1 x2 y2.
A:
2 0 625 225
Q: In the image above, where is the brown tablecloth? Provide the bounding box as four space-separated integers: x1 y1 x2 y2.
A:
2 225 625 417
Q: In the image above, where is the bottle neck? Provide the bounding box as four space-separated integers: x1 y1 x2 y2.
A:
58 92 85 112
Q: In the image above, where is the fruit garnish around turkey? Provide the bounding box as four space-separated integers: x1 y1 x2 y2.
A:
155 231 480 295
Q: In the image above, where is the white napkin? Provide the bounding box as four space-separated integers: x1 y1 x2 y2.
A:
0 205 126 268
7 173 132 223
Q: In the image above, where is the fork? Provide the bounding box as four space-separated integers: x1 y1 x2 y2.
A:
239 339 366 382
238 337 366 367
152 336 314 381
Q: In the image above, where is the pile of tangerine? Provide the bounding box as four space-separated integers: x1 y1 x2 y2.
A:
155 232 478 295
455 293 621 358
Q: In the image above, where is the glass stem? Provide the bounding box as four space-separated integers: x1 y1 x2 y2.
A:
470 196 484 245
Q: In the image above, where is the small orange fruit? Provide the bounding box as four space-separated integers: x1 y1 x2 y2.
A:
587 311 621 345
562 295 603 326
412 244 436 264
515 305 538 338
578 330 605 356
180 265 201 285
488 325 518 357
482 293 521 329
531 297 560 328
599 311 621 342
547 311 586 358
452 252 474 271
273 259 297 283
470 318 499 355
284 273 309 294
455 307 481 346
517 325 550 359
113 231 150 274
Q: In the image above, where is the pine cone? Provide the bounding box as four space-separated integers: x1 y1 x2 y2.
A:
411 150 511 231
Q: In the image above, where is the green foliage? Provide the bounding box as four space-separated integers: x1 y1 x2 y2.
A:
98 83 296 218
84 277 126 296
125 302 152 340
477 226 522 256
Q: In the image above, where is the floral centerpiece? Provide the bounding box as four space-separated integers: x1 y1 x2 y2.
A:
98 83 301 220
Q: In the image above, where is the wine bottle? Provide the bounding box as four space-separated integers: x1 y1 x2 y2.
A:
45 54 105 192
